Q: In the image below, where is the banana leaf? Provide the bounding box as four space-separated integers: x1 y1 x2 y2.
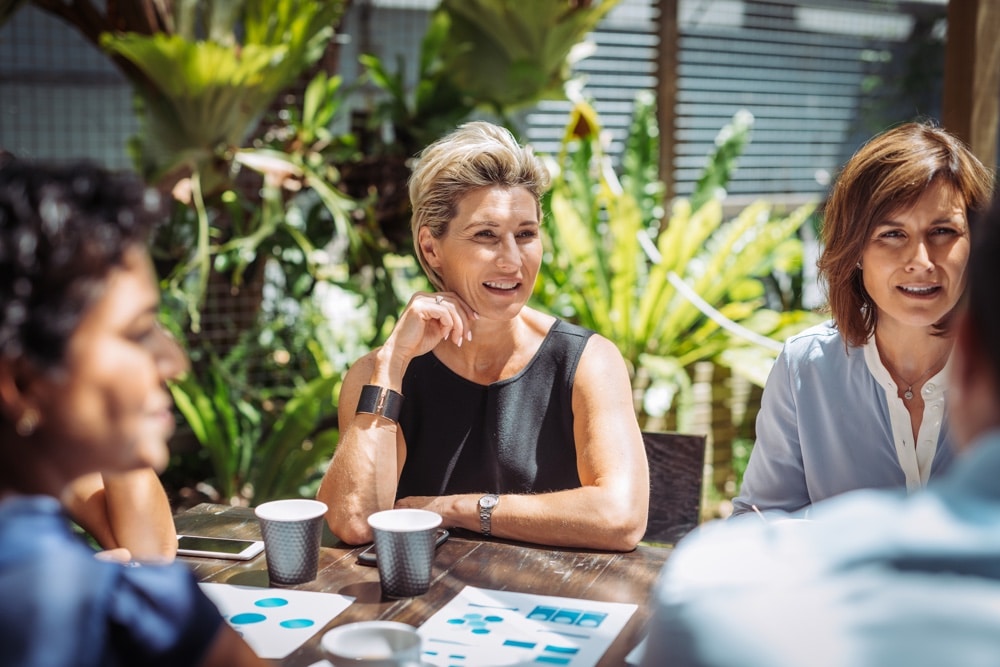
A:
438 0 620 109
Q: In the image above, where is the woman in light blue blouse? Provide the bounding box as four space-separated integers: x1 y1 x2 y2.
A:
732 122 994 516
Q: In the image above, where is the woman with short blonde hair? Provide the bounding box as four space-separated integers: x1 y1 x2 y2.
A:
319 121 648 551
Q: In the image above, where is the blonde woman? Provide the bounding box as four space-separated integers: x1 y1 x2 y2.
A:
319 122 648 551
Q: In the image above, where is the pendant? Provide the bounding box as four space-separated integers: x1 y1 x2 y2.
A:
904 387 914 400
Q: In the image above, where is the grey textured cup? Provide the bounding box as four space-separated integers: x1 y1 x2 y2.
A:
254 499 328 586
367 509 442 598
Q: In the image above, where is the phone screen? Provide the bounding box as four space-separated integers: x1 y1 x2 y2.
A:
178 535 257 554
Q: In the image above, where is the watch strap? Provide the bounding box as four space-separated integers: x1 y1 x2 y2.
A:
355 384 404 423
479 494 499 536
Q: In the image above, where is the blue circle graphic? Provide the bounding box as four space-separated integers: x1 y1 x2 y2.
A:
230 613 267 625
255 598 289 608
280 619 315 629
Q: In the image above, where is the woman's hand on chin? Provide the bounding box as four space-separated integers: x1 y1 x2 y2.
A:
387 291 477 360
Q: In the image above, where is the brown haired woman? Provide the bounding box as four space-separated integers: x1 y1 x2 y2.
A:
733 121 994 516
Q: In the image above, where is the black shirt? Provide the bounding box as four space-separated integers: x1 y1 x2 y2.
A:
396 319 594 497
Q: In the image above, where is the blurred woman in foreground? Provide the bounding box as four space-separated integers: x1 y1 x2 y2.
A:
0 158 267 666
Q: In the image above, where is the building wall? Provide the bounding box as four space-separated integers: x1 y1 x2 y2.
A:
0 6 140 169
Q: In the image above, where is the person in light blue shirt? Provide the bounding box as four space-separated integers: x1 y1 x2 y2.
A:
640 192 1000 667
733 318 955 515
734 122 993 516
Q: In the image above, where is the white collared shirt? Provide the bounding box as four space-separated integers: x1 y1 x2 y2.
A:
861 339 949 489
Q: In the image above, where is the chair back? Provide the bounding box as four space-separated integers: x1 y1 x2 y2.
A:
642 431 707 544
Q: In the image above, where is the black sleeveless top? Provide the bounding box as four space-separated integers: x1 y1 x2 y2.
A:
396 319 594 498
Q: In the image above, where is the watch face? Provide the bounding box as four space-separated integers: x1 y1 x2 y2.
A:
480 494 498 509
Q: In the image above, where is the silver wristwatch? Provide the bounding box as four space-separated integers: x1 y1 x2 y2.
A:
478 494 499 536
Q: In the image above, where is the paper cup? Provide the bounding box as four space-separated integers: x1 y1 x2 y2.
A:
254 498 328 586
367 509 442 598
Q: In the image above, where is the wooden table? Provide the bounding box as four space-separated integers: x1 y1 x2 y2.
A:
175 503 671 666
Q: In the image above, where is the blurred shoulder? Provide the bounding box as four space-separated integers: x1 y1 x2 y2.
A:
659 490 904 601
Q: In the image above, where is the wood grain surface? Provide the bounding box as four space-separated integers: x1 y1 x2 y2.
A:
176 503 672 666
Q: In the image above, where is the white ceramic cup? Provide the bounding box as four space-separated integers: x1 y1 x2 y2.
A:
321 621 422 667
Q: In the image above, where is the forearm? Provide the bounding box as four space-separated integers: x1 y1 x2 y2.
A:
317 417 402 545
104 469 177 560
319 346 416 544
64 469 177 561
402 484 648 552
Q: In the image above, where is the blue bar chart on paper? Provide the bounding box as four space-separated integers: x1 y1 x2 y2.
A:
417 586 636 667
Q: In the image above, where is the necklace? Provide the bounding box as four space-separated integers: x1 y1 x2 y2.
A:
882 350 950 401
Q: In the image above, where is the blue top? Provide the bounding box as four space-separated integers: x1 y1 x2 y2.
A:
641 429 1000 667
0 495 223 667
397 318 593 497
733 320 954 516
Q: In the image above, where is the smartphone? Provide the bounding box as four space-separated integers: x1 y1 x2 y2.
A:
357 528 450 566
177 535 265 560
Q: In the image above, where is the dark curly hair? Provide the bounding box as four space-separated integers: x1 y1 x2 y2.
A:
0 157 162 370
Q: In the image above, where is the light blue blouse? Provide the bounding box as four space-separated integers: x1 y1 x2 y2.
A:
640 430 1000 667
732 320 954 516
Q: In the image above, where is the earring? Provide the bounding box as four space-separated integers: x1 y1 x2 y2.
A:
15 408 39 437
856 262 862 270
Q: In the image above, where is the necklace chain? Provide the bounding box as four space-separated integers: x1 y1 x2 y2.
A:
882 350 950 401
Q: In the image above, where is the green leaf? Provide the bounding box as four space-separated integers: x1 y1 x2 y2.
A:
535 99 822 425
250 374 340 502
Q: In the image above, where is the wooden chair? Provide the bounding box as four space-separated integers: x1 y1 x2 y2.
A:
641 431 708 544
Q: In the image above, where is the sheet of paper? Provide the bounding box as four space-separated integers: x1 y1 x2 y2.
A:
417 585 637 667
199 583 354 659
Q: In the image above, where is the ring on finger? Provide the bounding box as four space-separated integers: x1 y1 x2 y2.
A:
434 295 444 305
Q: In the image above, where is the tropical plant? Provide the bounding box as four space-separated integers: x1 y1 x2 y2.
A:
360 0 620 154
438 0 619 114
99 0 344 183
87 0 355 332
347 0 622 248
535 96 825 427
167 317 342 505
